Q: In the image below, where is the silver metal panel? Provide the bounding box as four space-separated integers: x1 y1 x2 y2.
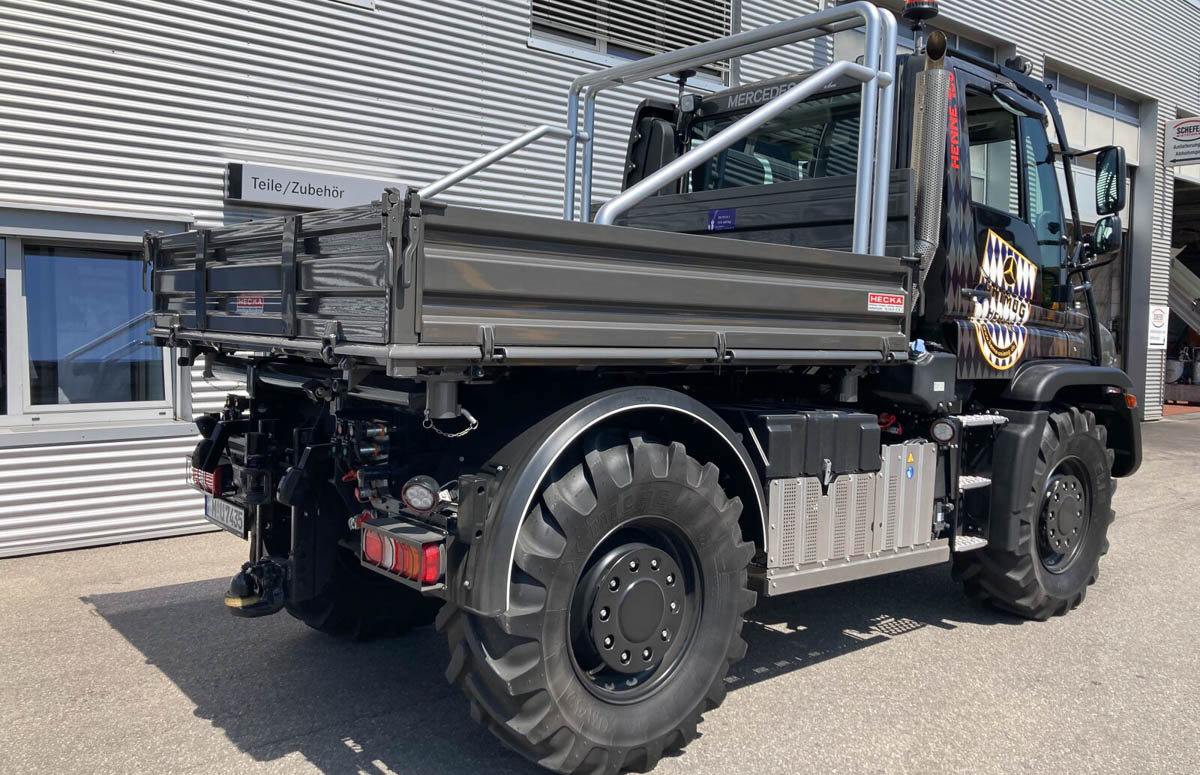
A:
0 435 212 558
767 441 936 575
758 541 949 596
878 441 936 549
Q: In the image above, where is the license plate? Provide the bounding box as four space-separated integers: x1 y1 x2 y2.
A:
204 494 246 537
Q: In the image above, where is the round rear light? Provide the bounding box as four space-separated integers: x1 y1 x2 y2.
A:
930 418 956 444
401 475 441 513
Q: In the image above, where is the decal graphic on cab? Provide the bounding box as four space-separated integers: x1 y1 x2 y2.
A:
970 231 1038 371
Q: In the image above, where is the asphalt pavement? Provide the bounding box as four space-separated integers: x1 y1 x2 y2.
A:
2 416 1198 775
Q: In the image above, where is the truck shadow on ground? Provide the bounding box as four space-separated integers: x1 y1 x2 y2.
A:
83 564 1019 774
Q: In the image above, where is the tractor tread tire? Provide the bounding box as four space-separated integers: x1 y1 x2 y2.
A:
438 432 755 774
953 407 1115 621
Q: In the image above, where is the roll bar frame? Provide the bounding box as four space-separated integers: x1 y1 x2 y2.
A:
417 2 898 256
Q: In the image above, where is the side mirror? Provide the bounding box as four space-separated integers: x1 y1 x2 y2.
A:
1093 214 1123 256
1095 146 1127 215
991 85 1047 120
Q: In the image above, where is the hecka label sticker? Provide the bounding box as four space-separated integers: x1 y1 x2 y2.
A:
868 292 906 313
236 295 265 315
970 231 1037 371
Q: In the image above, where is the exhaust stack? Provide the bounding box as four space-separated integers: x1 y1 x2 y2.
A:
910 30 950 314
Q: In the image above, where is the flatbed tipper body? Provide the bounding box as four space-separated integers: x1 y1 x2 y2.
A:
150 185 914 369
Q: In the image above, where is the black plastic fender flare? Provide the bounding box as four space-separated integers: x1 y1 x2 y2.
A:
452 386 765 617
1003 363 1132 402
1002 362 1141 478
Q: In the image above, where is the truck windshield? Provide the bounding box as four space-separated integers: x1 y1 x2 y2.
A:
687 89 862 192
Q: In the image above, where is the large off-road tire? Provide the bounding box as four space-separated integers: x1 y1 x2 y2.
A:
953 407 1115 620
286 485 442 639
438 431 755 774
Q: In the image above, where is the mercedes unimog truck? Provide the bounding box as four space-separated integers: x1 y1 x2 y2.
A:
146 3 1141 772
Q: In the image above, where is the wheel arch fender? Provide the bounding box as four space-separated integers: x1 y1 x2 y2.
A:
1002 362 1141 477
452 386 765 617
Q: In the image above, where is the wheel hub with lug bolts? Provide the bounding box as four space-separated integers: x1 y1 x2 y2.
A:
590 544 684 675
1040 473 1088 570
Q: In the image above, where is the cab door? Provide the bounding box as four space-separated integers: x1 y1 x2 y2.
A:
948 69 1090 378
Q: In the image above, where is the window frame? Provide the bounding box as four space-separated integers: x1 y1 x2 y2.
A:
1016 114 1068 303
528 0 734 89
963 89 1023 219
1 235 178 427
1044 69 1140 125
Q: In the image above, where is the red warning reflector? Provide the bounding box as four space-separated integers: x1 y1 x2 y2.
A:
421 544 442 585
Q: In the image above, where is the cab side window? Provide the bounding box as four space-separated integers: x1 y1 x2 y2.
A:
1019 116 1066 304
965 93 1020 217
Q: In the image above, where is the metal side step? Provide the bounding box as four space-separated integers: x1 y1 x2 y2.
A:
953 414 1009 428
959 474 992 491
954 535 989 552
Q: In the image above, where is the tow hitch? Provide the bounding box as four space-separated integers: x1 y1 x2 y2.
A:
224 557 289 617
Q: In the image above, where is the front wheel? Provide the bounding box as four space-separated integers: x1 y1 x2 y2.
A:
439 431 755 774
954 407 1115 620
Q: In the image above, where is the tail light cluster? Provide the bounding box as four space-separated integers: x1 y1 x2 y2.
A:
186 458 230 495
360 517 445 588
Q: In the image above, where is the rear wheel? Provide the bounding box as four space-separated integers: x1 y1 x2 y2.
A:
439 431 755 774
286 485 441 639
954 407 1115 620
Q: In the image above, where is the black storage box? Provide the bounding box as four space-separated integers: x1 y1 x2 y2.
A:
752 410 881 479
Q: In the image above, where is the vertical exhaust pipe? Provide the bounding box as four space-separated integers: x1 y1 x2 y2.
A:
910 30 950 314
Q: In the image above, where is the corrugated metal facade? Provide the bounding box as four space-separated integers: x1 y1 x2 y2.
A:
0 0 1193 554
0 0 828 224
0 436 206 558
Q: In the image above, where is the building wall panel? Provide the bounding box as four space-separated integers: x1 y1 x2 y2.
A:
0 435 211 558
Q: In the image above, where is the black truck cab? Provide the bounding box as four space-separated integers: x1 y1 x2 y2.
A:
617 47 1127 388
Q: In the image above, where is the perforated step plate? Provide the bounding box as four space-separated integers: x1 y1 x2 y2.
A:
954 535 988 552
953 414 1009 428
959 475 992 491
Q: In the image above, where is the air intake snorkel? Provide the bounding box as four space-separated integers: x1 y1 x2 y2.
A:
909 29 950 314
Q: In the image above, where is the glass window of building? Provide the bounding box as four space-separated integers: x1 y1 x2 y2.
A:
22 246 163 407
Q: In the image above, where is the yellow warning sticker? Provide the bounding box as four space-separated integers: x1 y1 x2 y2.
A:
907 452 914 464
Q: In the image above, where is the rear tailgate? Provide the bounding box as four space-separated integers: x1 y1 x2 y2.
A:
149 198 393 344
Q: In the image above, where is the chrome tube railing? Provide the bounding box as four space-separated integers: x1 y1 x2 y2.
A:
870 11 899 256
593 60 878 227
417 3 898 257
566 1 897 256
418 125 578 200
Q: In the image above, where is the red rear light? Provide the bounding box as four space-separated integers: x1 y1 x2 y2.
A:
421 543 442 584
359 519 445 586
363 531 383 565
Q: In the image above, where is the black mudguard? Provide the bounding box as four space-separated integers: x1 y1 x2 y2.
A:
447 386 765 617
1002 362 1141 478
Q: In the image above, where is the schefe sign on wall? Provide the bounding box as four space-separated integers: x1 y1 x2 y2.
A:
1165 118 1200 167
226 163 390 209
1148 304 1170 350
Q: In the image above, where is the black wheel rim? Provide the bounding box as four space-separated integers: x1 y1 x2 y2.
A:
567 517 702 704
1037 457 1091 574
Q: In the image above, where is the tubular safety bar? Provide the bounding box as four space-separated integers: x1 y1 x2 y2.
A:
593 60 877 226
569 1 897 255
418 125 578 200
416 3 897 256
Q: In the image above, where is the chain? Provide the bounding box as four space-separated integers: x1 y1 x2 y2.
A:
423 407 479 438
